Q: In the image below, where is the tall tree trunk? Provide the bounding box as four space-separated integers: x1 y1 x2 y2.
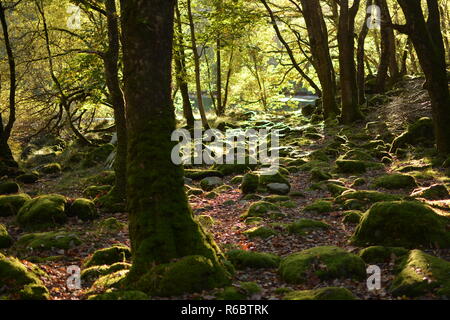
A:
356 0 372 105
394 0 450 154
337 0 363 124
187 0 209 129
174 3 195 128
299 0 339 119
120 0 227 283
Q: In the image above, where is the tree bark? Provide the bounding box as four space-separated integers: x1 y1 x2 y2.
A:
120 0 226 280
356 0 372 105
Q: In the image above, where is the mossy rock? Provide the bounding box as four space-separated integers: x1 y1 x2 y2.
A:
287 219 330 235
304 200 334 213
88 289 148 300
83 245 131 268
390 250 450 298
410 184 450 200
83 185 112 199
133 255 231 297
351 201 450 248
16 194 67 231
310 168 332 182
298 160 329 172
358 246 409 264
186 186 203 196
335 190 402 206
16 173 39 184
216 282 262 300
243 201 280 218
240 173 259 194
266 183 291 195
39 163 62 175
342 211 363 224
0 193 31 217
195 215 215 230
15 231 82 251
372 174 417 190
351 178 366 187
391 117 434 152
335 160 367 174
68 198 99 221
342 149 374 161
230 175 243 184
242 194 262 201
200 177 223 191
205 192 218 199
90 269 129 292
284 287 357 300
244 226 278 239
259 172 290 186
82 262 131 283
184 169 223 180
326 183 352 197
0 182 20 195
0 224 13 248
226 250 280 269
212 158 258 176
263 195 290 203
0 253 49 300
279 246 366 284
96 217 126 234
213 185 232 193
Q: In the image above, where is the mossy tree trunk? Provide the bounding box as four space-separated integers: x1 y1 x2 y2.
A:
120 0 225 281
393 0 450 154
356 0 372 105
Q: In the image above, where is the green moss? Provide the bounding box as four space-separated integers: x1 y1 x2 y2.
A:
68 198 99 221
83 185 112 199
244 226 278 239
243 201 280 218
342 211 363 224
372 174 417 190
240 173 259 194
226 250 280 269
186 187 203 196
279 201 296 208
195 215 215 230
351 178 366 187
39 163 62 175
0 224 13 248
0 194 31 217
279 246 366 284
90 269 129 292
259 172 290 186
15 231 81 251
336 160 367 174
82 144 115 168
95 191 126 213
0 182 20 195
214 185 232 193
82 262 131 282
85 171 116 186
83 245 131 268
205 192 218 199
310 168 332 182
390 250 450 298
200 177 223 191
342 149 374 161
263 195 290 203
184 169 223 180
216 282 262 300
212 158 258 176
326 183 352 197
96 217 126 234
0 253 49 300
133 255 231 297
342 199 365 210
16 194 67 231
351 201 450 248
391 117 434 152
16 173 39 184
411 184 449 200
304 200 334 213
335 190 402 205
298 160 329 172
230 175 243 184
358 246 409 264
287 219 330 235
284 287 357 300
88 290 148 300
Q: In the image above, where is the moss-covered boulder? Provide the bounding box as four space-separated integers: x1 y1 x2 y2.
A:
326 183 352 197
39 163 62 175
310 168 332 182
216 282 262 300
0 181 20 195
88 289 148 300
284 287 357 300
226 250 280 269
212 158 258 176
243 201 280 218
342 211 363 224
342 149 374 161
372 174 417 190
240 173 259 194
335 190 402 206
82 262 131 283
184 169 223 180
263 195 290 203
0 224 13 248
266 183 290 195
83 185 111 199
195 215 215 230
16 195 67 231
230 175 243 184
68 198 99 221
200 176 223 191
134 255 231 297
259 172 290 187
336 160 367 174
391 117 434 152
90 269 129 292
16 173 39 184
0 193 31 217
83 245 131 268
410 184 450 200
96 217 126 234
358 246 409 264
15 231 81 251
0 253 49 300
279 246 366 284
390 250 450 298
287 219 330 235
351 201 450 248
304 200 334 213
244 226 278 239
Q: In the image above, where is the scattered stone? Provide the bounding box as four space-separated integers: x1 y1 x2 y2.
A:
304 200 334 213
0 193 31 217
200 177 223 191
0 224 13 248
39 163 62 175
336 160 367 174
342 211 363 224
287 219 330 235
226 250 280 269
410 184 450 200
216 282 262 300
244 226 278 239
240 173 259 194
372 174 417 190
83 245 131 268
358 246 409 264
266 183 290 195
15 231 81 251
68 198 99 221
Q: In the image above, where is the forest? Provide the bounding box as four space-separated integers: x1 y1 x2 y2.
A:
0 0 449 303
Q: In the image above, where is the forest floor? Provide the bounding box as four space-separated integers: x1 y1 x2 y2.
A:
2 77 450 300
